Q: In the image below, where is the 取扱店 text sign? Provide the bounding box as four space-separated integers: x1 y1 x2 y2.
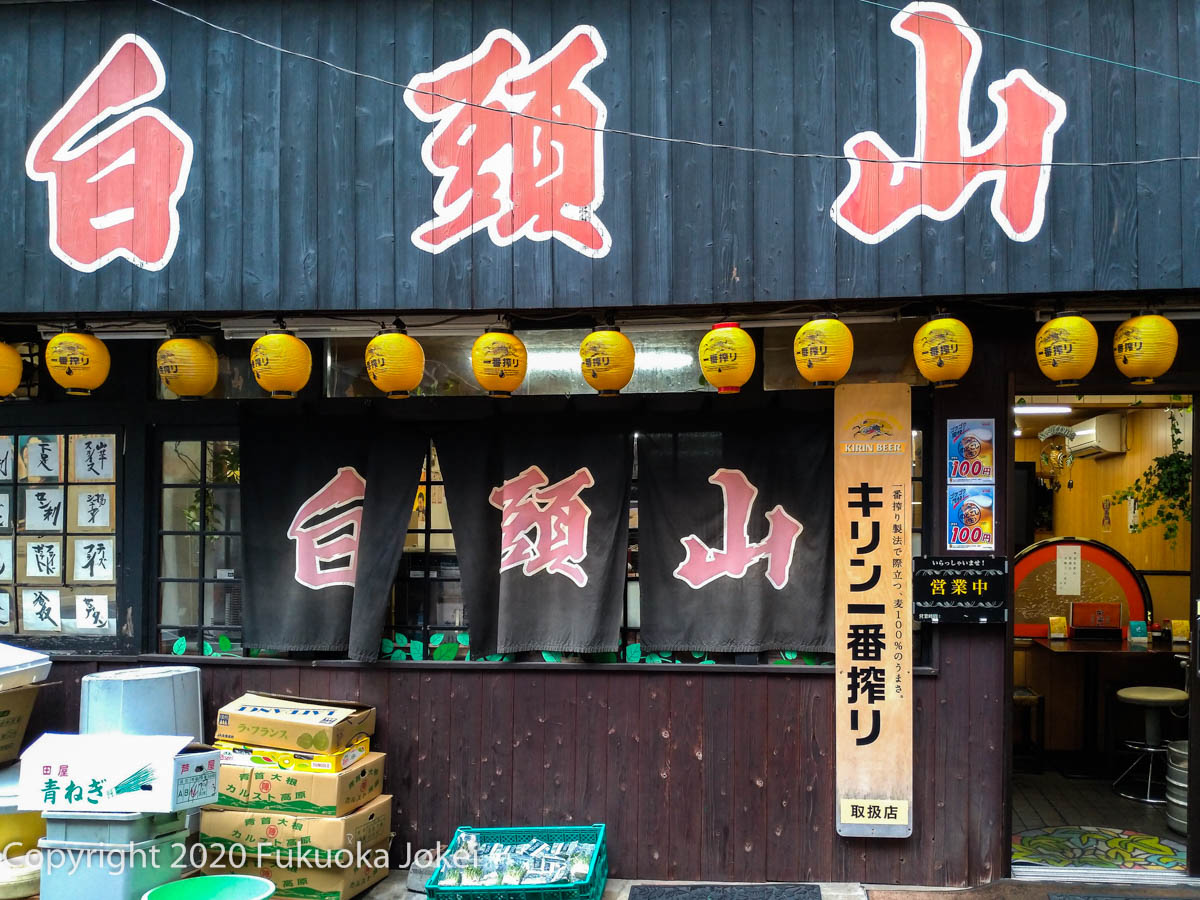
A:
834 383 912 838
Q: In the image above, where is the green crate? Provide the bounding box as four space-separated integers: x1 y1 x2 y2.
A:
426 824 607 900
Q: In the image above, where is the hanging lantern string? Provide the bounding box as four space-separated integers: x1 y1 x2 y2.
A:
147 0 1200 171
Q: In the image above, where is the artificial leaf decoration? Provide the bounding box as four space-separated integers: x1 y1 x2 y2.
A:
625 643 642 663
430 632 445 647
171 636 187 655
380 638 395 657
542 651 561 663
457 633 470 645
645 653 664 664
218 634 233 653
433 641 459 661
782 650 798 660
202 641 214 657
410 640 425 661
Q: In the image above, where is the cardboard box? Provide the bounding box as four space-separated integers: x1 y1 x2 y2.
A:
204 840 391 900
201 793 391 861
215 733 370 773
215 692 376 754
215 751 385 817
18 733 219 812
0 681 51 764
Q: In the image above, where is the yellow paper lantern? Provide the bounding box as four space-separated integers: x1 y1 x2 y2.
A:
1035 315 1098 387
793 317 853 387
156 337 219 400
699 322 755 394
250 330 311 398
913 317 974 388
0 343 23 398
366 328 425 398
46 331 110 396
1113 314 1178 385
580 327 635 395
471 328 527 397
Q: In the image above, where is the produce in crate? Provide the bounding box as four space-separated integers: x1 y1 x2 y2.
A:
436 837 598 887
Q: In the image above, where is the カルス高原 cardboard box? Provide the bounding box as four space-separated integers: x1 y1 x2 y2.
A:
216 751 385 817
17 733 219 812
0 681 51 764
215 692 376 754
201 793 391 861
204 840 391 900
215 733 370 773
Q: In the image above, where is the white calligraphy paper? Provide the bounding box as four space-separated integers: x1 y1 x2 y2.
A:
0 592 11 627
76 491 110 529
25 487 64 531
21 589 60 631
0 437 14 480
74 595 110 630
73 437 115 481
25 541 60 578
0 491 11 529
22 436 60 480
72 538 114 582
0 539 13 583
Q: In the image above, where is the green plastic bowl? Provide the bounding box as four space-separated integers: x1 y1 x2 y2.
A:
142 875 276 900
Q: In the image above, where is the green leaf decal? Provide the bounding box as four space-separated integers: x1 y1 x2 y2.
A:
433 642 458 661
542 651 561 663
380 638 395 657
457 633 471 646
782 650 798 660
171 636 187 655
218 634 233 653
625 643 642 663
430 632 445 647
202 641 214 657
410 640 425 661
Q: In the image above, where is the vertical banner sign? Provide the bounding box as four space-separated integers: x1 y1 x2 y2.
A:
835 383 913 838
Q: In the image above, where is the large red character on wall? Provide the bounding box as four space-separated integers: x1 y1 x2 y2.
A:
832 2 1066 244
26 34 193 273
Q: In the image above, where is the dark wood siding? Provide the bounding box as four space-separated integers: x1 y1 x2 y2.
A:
36 629 1005 885
0 0 1196 313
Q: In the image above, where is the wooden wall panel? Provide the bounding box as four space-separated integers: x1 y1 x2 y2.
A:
41 639 1002 886
1 0 1194 313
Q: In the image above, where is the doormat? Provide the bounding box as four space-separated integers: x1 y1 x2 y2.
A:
628 885 821 900
1012 826 1186 870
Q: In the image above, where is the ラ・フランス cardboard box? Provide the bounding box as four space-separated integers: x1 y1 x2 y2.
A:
201 793 391 861
215 692 376 755
0 681 52 764
204 840 391 900
18 733 220 812
215 733 370 773
215 751 385 817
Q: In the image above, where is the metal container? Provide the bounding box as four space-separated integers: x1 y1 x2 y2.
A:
79 667 202 740
1167 800 1188 835
1167 739 1188 770
1168 761 1188 789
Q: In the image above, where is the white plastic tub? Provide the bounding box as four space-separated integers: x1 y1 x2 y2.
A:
38 828 190 900
79 667 202 739
0 646 50 694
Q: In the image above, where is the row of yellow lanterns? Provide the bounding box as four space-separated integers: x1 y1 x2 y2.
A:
9 312 1182 399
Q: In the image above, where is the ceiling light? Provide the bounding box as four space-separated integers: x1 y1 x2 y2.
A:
1013 405 1071 415
1013 429 1022 437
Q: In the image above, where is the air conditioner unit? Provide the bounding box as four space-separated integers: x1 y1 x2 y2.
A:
1067 414 1125 457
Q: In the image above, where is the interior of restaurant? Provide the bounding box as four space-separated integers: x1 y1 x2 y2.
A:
1010 393 1192 876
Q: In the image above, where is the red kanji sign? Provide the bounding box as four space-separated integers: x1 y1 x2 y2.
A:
404 27 611 258
287 467 366 590
832 2 1066 244
489 465 594 587
26 35 193 273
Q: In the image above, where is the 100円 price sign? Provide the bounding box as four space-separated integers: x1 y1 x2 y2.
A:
834 383 912 838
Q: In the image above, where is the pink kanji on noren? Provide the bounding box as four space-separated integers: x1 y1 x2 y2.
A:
674 469 803 591
488 465 594 587
404 26 611 258
832 2 1066 244
287 467 366 591
26 34 193 273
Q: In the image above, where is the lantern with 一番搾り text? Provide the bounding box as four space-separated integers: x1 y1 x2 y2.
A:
580 327 635 395
250 330 311 398
1035 315 1097 387
365 327 425 398
913 317 973 388
46 331 110 396
699 322 755 394
793 317 853 387
0 343 23 399
156 337 219 399
472 327 527 397
1113 314 1178 385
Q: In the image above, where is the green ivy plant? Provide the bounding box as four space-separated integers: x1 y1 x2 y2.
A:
1113 406 1192 547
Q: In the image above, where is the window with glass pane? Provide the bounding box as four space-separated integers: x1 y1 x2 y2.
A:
158 440 242 654
0 432 120 635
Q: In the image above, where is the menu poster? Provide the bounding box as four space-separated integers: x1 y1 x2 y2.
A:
0 539 12 582
25 487 64 531
21 589 60 632
72 538 115 582
75 595 110 630
0 437 13 480
0 592 10 627
73 436 115 482
946 419 994 483
947 486 996 551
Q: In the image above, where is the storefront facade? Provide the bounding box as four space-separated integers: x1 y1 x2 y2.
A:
1 0 1198 885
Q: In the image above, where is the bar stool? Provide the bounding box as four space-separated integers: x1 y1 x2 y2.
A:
1112 685 1189 804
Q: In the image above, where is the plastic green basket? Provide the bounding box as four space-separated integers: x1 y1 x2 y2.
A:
142 875 276 900
426 824 607 900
